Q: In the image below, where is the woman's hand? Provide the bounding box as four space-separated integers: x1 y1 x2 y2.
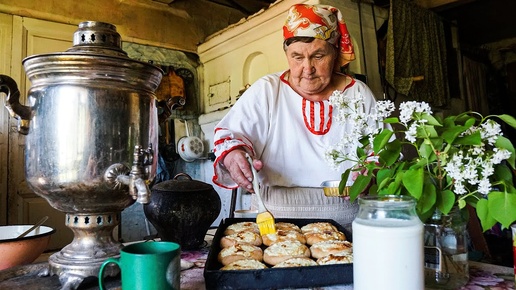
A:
223 149 263 192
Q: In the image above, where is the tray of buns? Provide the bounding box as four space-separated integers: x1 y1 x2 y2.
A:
204 218 353 290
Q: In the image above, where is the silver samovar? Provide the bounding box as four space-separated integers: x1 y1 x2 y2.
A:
0 21 162 289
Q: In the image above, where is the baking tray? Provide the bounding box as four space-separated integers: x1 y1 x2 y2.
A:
204 218 353 290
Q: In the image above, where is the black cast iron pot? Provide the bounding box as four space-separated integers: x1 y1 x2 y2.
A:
144 173 221 249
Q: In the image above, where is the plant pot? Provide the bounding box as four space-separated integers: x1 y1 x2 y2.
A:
424 207 469 289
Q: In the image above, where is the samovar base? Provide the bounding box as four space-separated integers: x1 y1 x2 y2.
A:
48 212 123 290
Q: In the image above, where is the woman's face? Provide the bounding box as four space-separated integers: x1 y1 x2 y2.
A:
285 39 338 98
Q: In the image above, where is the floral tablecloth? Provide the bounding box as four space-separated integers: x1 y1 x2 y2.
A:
180 232 514 290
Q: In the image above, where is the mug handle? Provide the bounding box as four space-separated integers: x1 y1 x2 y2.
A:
98 257 120 290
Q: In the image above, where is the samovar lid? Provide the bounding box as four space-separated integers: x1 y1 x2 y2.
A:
66 21 127 57
21 21 163 92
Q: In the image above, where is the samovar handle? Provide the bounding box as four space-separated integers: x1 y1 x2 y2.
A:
0 75 32 135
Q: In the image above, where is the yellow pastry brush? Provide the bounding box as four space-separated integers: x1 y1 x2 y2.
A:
245 153 276 235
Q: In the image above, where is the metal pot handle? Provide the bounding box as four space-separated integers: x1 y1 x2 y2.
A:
174 172 192 181
0 75 32 135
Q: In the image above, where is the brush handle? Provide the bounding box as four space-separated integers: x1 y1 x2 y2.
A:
245 153 267 213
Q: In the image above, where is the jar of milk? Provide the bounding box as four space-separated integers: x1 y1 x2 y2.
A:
352 195 424 290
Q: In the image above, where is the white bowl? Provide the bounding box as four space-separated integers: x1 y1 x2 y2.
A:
0 225 55 270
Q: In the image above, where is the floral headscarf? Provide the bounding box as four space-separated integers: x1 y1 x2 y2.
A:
283 4 356 69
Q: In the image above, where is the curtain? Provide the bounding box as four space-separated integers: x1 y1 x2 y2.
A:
386 0 450 107
462 56 489 114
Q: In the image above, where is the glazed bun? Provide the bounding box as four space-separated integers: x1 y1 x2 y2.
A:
220 259 268 270
220 231 263 248
272 257 317 268
310 240 353 259
304 230 347 246
301 222 339 234
316 253 353 265
218 244 263 266
275 222 301 233
263 240 310 266
223 221 260 235
262 229 306 246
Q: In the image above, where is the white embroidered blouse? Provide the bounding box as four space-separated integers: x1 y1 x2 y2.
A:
212 71 379 189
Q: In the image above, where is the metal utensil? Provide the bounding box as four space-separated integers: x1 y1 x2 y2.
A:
17 216 49 239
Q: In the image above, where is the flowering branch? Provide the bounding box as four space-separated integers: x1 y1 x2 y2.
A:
326 91 516 231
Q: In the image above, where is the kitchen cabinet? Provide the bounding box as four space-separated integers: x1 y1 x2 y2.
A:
0 14 76 250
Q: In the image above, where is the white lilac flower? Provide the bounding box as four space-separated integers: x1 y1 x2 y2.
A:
492 148 511 164
480 120 502 145
399 101 432 125
477 178 492 195
453 182 467 195
405 123 418 143
470 145 485 156
481 161 494 179
376 100 395 120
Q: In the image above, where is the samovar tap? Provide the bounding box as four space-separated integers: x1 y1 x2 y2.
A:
104 144 154 204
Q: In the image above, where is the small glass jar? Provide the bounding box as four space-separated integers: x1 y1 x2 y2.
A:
353 195 424 290
424 207 469 289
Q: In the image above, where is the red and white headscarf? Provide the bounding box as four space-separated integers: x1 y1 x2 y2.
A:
283 4 356 70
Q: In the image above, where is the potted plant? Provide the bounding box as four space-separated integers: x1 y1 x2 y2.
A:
325 90 516 288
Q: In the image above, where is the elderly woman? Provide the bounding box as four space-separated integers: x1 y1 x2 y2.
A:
211 4 379 231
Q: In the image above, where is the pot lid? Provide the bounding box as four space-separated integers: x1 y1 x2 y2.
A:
152 173 214 193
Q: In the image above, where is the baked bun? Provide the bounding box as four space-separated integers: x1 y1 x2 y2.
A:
263 240 310 266
272 257 318 268
218 244 263 266
220 259 268 270
224 221 260 235
262 229 306 246
304 231 347 246
301 222 339 234
220 231 262 248
275 222 301 233
316 253 353 265
310 240 353 259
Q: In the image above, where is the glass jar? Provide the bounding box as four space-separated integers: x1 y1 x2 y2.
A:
353 195 424 290
424 207 469 289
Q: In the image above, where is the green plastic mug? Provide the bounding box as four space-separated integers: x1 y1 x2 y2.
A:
98 241 181 290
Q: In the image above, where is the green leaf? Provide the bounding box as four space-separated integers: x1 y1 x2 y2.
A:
436 189 455 215
340 170 351 197
419 142 435 160
379 139 402 166
441 125 468 145
417 125 438 138
488 191 516 229
373 129 394 154
383 117 399 124
349 174 372 200
476 199 497 232
376 168 393 186
416 184 436 214
496 114 516 129
494 164 514 184
402 167 423 199
454 131 482 146
421 113 442 126
495 135 515 168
